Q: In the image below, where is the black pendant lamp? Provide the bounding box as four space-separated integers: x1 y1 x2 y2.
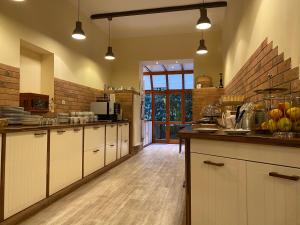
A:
72 0 86 40
196 1 211 30
105 18 115 61
196 32 208 55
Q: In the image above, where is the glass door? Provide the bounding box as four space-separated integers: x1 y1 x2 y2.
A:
154 94 167 142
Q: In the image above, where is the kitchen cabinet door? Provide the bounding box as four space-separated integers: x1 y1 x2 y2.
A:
191 153 247 225
4 131 47 219
247 162 300 225
84 126 105 176
106 124 117 165
121 123 129 157
49 128 83 195
117 124 122 159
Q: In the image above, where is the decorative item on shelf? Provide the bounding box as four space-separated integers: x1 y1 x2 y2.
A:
19 93 49 114
219 73 223 88
219 95 245 106
196 75 212 89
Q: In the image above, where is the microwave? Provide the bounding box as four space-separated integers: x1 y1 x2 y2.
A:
90 101 115 115
19 93 49 113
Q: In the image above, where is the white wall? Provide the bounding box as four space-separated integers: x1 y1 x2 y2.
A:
223 0 300 85
0 0 111 89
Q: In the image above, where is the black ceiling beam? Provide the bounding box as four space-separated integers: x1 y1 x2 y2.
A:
91 1 227 20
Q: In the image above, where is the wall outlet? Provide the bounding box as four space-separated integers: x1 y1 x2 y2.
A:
62 100 66 105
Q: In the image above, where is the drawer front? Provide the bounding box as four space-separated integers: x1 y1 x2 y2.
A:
106 146 117 165
49 128 83 195
106 124 117 145
84 148 105 176
5 131 47 219
247 162 300 225
84 126 105 151
191 139 300 168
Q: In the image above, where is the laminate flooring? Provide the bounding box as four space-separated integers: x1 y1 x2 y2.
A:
19 144 185 225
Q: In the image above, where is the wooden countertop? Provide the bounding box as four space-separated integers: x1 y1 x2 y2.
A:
0 120 129 133
178 127 300 148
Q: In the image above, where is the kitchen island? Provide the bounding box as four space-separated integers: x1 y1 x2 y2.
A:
179 127 300 225
0 121 130 225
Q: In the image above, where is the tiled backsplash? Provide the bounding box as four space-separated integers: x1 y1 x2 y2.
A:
54 78 102 113
225 38 300 102
0 63 20 106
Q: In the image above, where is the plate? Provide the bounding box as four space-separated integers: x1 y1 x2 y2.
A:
193 128 219 133
223 129 251 135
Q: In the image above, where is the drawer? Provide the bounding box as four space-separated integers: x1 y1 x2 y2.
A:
84 148 104 176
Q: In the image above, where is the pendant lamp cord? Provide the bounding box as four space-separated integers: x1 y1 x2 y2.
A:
108 18 112 46
77 0 80 21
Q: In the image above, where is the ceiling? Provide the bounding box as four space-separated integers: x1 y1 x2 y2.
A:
70 0 228 38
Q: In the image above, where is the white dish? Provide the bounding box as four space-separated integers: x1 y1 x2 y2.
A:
223 129 251 135
193 128 219 133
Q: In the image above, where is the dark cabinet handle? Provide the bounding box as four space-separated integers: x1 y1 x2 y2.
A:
124 140 128 143
119 125 122 127
93 126 100 129
93 149 100 153
57 130 66 134
269 172 299 181
203 160 224 167
73 128 81 132
34 132 47 137
109 144 115 147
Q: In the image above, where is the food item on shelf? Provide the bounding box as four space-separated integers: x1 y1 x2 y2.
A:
286 107 300 121
277 117 292 132
277 102 291 112
292 120 300 132
268 119 277 132
261 121 269 130
269 108 283 120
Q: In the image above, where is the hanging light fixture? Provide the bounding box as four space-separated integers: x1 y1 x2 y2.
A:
72 0 86 40
105 18 116 61
196 32 208 55
196 0 211 30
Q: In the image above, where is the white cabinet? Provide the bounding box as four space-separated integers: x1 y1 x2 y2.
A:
105 124 117 165
4 131 47 219
191 153 247 225
118 123 129 158
247 162 300 225
49 128 82 195
84 126 105 176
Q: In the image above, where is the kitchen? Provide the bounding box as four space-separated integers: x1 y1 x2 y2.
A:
0 0 300 225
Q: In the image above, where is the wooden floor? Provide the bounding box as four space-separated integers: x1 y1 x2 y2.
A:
19 144 185 225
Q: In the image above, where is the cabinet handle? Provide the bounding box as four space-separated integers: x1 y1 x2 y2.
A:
109 144 115 147
203 160 224 167
93 149 100 153
93 126 100 129
110 125 114 128
124 140 128 143
119 125 122 127
34 132 47 137
73 128 81 132
269 172 299 181
57 130 66 134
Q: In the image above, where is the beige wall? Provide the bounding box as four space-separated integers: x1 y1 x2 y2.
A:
110 29 224 90
223 0 300 86
0 0 110 90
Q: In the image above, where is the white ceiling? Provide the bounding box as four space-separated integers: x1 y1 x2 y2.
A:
70 0 227 38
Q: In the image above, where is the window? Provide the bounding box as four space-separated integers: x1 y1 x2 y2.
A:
170 94 182 121
154 94 166 121
168 74 182 90
144 94 152 121
143 75 151 90
152 75 166 90
184 74 194 89
185 93 192 122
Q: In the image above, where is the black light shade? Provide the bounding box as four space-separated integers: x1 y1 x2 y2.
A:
196 39 208 55
105 46 115 60
196 8 211 30
72 21 86 40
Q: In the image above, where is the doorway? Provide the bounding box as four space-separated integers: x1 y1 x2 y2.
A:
142 61 193 144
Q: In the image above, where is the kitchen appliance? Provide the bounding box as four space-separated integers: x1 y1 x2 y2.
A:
90 101 121 121
19 93 49 114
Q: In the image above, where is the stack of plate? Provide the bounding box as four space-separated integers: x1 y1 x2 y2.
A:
21 115 42 125
0 106 30 125
57 113 69 124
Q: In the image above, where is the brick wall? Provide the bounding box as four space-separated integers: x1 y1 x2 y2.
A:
192 88 224 121
0 63 20 106
54 78 103 113
225 38 300 102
